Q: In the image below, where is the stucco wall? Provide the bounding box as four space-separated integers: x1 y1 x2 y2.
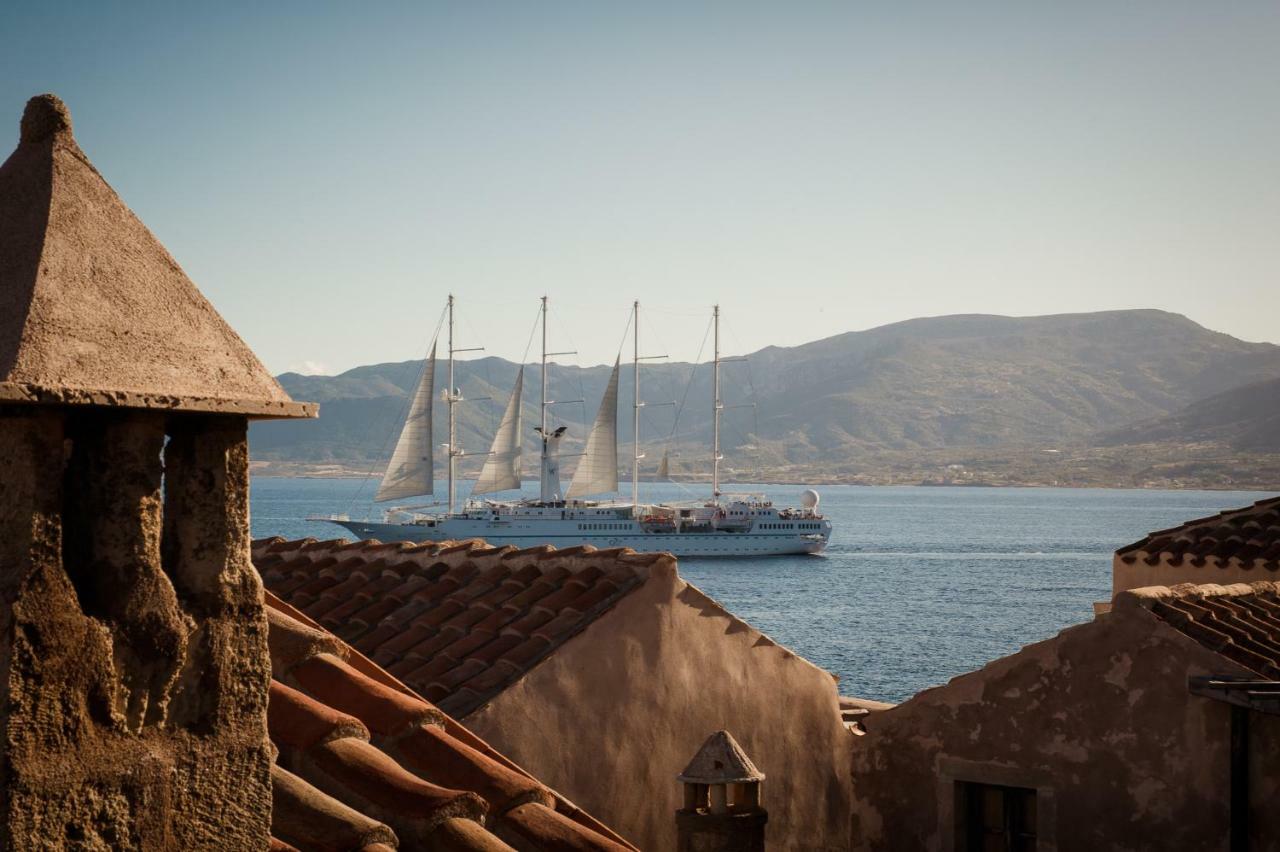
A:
849 607 1280 851
461 560 855 851
1112 553 1270 596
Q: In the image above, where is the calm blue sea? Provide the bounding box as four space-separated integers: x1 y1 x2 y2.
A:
250 478 1270 703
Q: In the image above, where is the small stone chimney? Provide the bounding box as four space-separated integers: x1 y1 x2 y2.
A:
677 730 768 852
0 94 315 848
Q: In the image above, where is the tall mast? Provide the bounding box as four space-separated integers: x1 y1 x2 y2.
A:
447 294 456 514
632 301 641 507
712 304 721 501
541 296 548 435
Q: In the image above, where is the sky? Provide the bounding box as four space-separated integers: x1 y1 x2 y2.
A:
2 2 1277 374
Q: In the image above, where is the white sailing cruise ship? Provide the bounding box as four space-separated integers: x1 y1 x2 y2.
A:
319 297 831 557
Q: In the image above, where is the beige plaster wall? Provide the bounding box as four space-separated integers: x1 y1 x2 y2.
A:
848 608 1280 851
1112 553 1275 596
461 560 855 851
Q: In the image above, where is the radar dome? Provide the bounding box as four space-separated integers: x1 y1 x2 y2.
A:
800 489 820 510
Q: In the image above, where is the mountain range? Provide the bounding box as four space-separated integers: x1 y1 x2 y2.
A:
250 309 1280 488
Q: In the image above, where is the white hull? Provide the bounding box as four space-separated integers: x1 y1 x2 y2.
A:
342 299 833 560
326 518 829 557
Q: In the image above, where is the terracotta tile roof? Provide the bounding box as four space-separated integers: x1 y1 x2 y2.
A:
1116 496 1280 575
1115 581 1280 678
253 537 660 719
264 591 635 851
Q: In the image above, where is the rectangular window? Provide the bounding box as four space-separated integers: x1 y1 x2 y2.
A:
956 781 1036 852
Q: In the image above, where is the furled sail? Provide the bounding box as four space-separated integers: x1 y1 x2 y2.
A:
656 450 669 480
472 366 524 495
375 343 436 502
567 359 620 498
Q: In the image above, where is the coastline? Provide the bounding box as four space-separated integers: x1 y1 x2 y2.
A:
250 449 1280 492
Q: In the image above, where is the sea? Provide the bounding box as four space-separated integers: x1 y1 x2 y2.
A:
250 478 1271 703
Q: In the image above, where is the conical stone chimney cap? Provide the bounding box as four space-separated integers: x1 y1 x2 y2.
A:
0 94 314 419
677 730 765 784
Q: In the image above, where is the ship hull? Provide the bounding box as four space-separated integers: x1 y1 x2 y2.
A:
325 519 828 557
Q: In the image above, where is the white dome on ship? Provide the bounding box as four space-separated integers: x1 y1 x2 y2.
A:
800 489 820 510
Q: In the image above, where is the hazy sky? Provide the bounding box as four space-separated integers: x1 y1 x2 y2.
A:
3 2 1277 373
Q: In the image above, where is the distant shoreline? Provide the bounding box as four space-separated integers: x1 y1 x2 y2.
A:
247 462 1275 493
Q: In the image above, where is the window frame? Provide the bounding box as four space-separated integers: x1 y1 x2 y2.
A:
937 758 1055 852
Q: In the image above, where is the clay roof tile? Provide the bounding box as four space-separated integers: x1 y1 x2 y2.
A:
533 580 592 614
532 611 587 642
496 802 632 851
270 764 397 852
1116 497 1280 574
306 737 487 838
373 624 438 663
1118 581 1280 676
396 725 553 813
435 658 490 693
430 817 517 852
261 590 635 850
269 680 369 751
257 537 652 748
288 652 443 738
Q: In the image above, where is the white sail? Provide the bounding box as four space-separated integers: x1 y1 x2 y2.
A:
567 359 620 499
375 343 436 502
472 366 524 495
657 450 669 480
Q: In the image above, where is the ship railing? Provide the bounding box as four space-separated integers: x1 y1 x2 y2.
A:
306 513 350 522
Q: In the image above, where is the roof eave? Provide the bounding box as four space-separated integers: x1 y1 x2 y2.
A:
0 381 317 420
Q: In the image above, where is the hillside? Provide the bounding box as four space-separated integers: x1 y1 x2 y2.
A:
249 309 1280 485
1097 376 1280 453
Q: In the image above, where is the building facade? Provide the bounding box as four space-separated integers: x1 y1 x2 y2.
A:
849 581 1280 851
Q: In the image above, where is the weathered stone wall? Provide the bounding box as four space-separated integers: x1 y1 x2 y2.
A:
462 560 856 852
0 406 271 849
848 606 1280 851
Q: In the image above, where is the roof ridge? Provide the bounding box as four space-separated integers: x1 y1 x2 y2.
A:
1116 495 1280 557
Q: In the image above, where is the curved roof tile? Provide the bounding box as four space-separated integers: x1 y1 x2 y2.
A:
255 536 653 719
264 591 635 850
1116 496 1280 573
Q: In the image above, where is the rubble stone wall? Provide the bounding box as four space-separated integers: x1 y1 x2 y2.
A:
0 406 271 849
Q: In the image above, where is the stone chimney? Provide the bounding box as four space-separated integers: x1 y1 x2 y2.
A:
677 730 768 852
0 94 315 848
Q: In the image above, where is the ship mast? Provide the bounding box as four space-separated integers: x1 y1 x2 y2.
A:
447 294 456 514
541 296 548 437
712 304 722 501
633 301 641 507
538 296 576 502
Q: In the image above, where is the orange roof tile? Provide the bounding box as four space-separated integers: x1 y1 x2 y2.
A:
255 537 659 719
264 590 635 851
1116 496 1280 574
1115 581 1280 678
